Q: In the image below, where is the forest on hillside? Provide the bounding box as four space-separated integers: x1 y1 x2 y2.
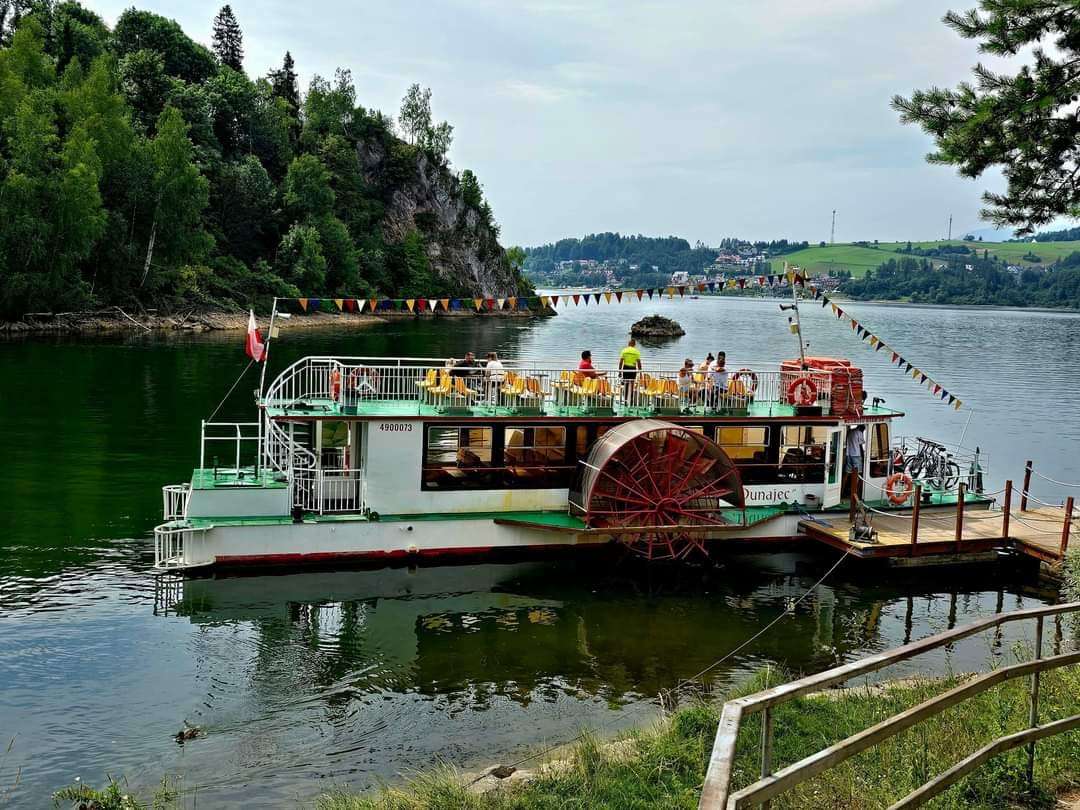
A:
842 254 1080 308
0 2 525 320
523 233 812 280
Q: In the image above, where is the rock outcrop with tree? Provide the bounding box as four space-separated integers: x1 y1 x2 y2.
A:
0 1 529 319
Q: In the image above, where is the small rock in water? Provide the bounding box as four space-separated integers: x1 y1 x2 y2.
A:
630 314 685 339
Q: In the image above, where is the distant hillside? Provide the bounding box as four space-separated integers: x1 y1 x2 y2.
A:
523 233 807 287
776 240 1080 277
843 252 1080 309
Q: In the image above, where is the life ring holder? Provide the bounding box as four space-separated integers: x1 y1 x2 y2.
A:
731 368 759 395
885 472 915 505
787 376 818 406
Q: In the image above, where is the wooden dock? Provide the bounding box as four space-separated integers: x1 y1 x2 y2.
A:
799 504 1076 564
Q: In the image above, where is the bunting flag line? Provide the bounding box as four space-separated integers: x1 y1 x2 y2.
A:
268 267 813 320
816 290 963 411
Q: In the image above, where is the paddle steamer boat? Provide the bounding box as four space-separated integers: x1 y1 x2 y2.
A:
154 348 989 569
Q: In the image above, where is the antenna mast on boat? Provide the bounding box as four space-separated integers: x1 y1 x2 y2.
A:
780 262 808 367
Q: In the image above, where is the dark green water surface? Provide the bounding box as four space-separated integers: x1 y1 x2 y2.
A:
2 298 1079 806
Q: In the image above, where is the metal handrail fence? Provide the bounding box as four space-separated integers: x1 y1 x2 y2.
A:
700 601 1080 809
263 357 834 417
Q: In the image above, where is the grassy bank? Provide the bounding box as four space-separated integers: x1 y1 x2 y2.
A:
775 239 1080 277
313 666 1080 810
51 661 1080 809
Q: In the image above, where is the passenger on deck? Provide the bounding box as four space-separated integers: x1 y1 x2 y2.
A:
698 353 714 374
677 358 696 404
618 338 642 401
578 350 599 378
484 352 505 403
845 424 865 476
708 352 728 406
450 351 479 378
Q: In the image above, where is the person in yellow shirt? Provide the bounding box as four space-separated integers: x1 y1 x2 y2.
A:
618 338 642 403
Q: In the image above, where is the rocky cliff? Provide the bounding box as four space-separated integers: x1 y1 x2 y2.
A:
358 138 528 298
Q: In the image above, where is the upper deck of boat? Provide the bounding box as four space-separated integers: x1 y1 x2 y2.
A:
261 356 903 422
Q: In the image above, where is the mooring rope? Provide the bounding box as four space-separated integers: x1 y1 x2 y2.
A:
1018 490 1077 510
1029 467 1080 489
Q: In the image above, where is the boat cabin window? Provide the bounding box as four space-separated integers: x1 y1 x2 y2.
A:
715 426 771 484
779 425 827 483
423 426 499 489
575 424 611 457
504 426 566 465
868 422 891 477
423 423 574 490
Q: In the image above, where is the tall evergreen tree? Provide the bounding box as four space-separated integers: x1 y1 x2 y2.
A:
211 4 242 72
269 50 299 110
894 1 1080 234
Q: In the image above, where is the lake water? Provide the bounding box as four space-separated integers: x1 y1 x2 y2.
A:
2 297 1079 806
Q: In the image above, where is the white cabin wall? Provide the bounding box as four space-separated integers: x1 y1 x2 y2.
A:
187 487 290 518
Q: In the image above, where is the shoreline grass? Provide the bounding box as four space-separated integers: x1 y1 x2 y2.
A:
312 660 1080 810
52 655 1080 810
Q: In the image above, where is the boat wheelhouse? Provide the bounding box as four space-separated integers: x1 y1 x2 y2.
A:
155 354 990 569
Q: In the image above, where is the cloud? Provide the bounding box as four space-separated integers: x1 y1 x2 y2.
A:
496 80 581 103
88 0 1013 246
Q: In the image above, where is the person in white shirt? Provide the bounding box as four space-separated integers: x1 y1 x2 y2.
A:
677 358 695 406
708 352 728 406
845 424 865 476
484 352 505 403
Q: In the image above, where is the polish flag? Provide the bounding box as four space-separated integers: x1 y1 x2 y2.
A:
245 309 266 362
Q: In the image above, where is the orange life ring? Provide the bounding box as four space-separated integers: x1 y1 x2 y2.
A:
732 368 759 395
885 472 914 505
787 376 818 406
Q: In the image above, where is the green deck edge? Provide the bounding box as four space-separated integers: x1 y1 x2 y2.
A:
191 467 288 491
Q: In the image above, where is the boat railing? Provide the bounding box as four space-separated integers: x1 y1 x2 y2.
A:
199 420 262 472
263 415 316 474
264 357 833 416
291 467 366 514
153 521 211 570
162 484 191 521
893 435 990 491
700 600 1080 809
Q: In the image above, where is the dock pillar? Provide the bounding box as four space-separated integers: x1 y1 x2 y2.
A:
955 483 966 545
1021 460 1033 511
1002 480 1012 540
909 485 922 556
1060 496 1075 559
848 471 858 524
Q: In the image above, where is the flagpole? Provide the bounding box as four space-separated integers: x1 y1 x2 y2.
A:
258 297 279 397
256 297 279 474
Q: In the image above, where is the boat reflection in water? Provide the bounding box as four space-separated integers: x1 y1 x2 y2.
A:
155 553 1058 711
141 554 1064 804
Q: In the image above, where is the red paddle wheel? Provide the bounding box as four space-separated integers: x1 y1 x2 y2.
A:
570 420 745 560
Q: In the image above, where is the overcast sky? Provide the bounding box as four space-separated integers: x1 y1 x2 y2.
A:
93 0 1035 246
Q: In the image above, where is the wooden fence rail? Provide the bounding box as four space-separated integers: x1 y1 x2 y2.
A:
700 602 1080 809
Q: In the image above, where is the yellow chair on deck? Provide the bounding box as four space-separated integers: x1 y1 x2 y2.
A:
416 368 438 391
644 377 681 412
